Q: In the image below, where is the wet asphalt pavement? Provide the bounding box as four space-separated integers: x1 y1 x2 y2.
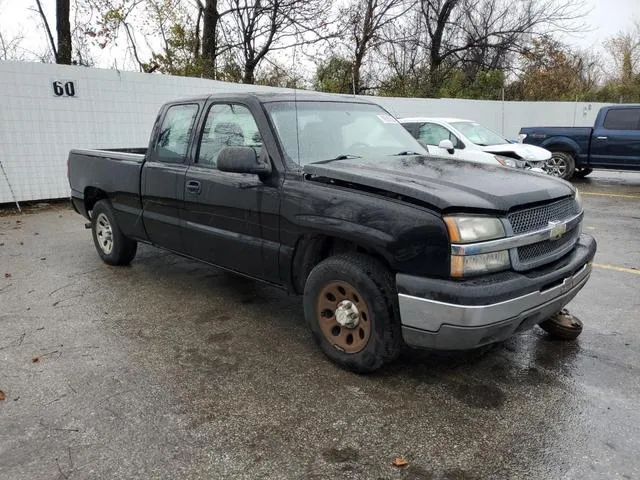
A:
1 171 639 480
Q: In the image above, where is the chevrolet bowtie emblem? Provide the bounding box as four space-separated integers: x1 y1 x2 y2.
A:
549 220 567 241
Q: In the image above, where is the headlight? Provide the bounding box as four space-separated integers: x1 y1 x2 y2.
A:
494 155 525 168
445 216 510 277
444 216 506 243
451 250 510 278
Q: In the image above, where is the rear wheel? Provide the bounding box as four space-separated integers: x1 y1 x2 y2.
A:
303 254 402 373
544 152 575 180
91 200 137 265
573 167 593 178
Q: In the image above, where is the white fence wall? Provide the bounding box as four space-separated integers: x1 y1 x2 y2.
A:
372 97 609 137
0 61 611 204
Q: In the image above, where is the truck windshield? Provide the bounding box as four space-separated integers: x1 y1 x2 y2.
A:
264 101 426 165
450 121 507 146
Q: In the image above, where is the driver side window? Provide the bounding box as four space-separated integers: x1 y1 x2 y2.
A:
418 123 450 146
418 123 463 149
197 103 263 168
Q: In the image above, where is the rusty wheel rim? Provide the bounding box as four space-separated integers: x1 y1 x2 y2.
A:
316 281 371 353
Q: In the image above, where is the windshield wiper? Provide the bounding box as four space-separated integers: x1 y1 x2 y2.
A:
392 150 422 156
312 154 362 164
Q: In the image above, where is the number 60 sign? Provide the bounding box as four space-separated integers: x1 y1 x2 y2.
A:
52 81 76 97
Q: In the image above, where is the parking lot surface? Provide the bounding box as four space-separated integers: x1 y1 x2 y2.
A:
1 171 639 480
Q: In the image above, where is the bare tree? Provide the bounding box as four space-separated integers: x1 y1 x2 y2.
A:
200 0 221 77
375 9 426 95
84 0 149 71
34 0 72 64
57 0 72 63
604 21 640 83
224 0 334 84
0 31 26 61
418 0 587 93
340 0 416 94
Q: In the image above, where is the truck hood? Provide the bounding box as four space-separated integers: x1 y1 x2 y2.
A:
478 143 551 161
303 156 574 212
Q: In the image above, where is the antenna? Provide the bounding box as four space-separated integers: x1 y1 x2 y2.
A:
294 86 300 166
293 47 300 166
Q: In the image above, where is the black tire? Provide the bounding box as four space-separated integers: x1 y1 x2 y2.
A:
545 152 576 180
538 310 583 340
573 167 593 178
91 199 137 266
303 253 402 373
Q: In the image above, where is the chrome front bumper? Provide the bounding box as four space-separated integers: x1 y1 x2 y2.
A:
397 235 595 350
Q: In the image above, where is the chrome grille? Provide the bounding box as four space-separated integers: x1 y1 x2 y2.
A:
514 226 580 269
507 196 582 271
508 196 580 235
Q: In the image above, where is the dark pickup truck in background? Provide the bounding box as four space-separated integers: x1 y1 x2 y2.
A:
68 92 596 372
519 104 640 180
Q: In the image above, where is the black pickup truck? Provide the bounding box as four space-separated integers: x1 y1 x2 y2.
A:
520 104 640 180
68 92 596 372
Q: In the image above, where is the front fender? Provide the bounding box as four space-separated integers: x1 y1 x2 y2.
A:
281 179 451 280
540 136 581 156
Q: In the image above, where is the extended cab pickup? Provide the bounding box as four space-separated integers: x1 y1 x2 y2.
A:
519 104 640 180
69 93 596 372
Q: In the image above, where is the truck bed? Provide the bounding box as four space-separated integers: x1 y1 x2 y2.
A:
68 148 147 239
520 126 592 143
519 127 593 165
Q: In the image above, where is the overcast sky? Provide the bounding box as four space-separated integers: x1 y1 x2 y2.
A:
1 0 639 69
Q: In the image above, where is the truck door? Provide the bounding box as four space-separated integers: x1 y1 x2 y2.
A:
141 103 200 252
590 108 640 169
182 102 280 283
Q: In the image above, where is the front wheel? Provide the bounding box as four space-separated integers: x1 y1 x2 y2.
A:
544 152 575 180
91 199 137 266
303 254 402 373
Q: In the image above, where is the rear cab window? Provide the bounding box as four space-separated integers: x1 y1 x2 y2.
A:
603 109 640 130
154 104 199 162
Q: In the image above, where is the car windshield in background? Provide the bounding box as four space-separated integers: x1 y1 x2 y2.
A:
264 101 426 165
451 121 507 146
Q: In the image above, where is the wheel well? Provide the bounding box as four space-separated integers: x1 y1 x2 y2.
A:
84 187 108 215
546 145 576 157
291 235 390 294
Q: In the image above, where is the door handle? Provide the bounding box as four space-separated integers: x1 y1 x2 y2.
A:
186 180 201 194
596 136 608 140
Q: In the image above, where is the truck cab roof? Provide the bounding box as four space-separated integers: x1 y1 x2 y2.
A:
166 92 376 105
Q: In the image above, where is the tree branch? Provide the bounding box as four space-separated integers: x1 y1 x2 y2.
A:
34 0 58 60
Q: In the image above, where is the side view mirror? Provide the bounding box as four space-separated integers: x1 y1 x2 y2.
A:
217 146 272 175
438 139 455 154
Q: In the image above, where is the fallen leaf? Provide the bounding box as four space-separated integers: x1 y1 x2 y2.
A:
4 273 10 278
31 356 40 363
392 457 409 468
0 390 5 401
